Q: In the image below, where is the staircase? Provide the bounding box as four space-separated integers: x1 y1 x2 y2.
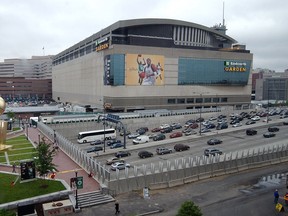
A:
76 191 115 208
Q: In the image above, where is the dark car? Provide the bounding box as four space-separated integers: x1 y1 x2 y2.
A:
174 144 190 152
172 124 182 129
189 123 199 129
115 151 131 158
90 140 103 145
268 126 280 132
246 120 256 125
216 123 228 130
86 146 103 153
207 138 222 145
106 139 122 146
136 127 149 133
206 123 215 129
263 132 276 138
138 150 153 159
196 117 205 122
283 121 288 125
204 148 223 156
161 127 173 133
246 129 257 135
110 142 124 149
153 133 166 141
170 131 183 138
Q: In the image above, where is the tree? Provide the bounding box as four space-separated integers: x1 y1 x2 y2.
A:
176 200 202 216
34 138 58 179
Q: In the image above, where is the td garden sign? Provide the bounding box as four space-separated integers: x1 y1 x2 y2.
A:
224 61 247 72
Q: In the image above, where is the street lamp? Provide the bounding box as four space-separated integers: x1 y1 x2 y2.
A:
38 133 40 144
75 171 79 209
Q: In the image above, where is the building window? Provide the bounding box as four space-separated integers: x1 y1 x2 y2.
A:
168 99 176 104
221 97 228 102
204 98 211 103
212 97 219 103
177 98 185 104
195 98 203 103
187 98 194 103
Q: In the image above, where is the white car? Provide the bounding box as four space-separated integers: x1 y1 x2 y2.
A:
160 124 170 129
232 122 242 127
110 162 130 171
251 116 260 121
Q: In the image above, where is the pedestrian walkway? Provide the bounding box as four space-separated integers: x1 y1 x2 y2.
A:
1 127 100 194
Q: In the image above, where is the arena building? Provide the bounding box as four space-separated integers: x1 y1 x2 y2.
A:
52 18 253 112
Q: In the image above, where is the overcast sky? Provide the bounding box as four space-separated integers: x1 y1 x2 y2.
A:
1 0 287 71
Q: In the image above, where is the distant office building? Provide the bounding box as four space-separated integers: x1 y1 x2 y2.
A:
255 72 288 101
52 18 253 112
0 56 53 101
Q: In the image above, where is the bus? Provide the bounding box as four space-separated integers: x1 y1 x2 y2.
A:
77 128 116 143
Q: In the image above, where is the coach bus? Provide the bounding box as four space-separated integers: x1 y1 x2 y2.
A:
77 128 116 143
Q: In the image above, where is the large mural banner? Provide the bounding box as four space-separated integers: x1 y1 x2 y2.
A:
126 54 165 86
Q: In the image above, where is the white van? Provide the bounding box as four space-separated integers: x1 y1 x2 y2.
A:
132 135 149 144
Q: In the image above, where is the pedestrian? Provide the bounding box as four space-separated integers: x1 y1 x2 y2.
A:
115 200 120 214
12 163 16 173
284 192 288 206
274 189 279 204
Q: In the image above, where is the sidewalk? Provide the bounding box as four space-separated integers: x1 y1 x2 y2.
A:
1 127 100 193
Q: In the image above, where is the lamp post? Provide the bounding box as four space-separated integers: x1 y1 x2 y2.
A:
199 94 203 135
75 171 79 209
26 123 29 140
266 87 270 124
38 133 40 144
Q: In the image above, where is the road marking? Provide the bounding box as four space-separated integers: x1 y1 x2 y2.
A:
57 168 83 174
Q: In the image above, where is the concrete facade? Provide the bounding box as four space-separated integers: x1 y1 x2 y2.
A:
52 19 253 112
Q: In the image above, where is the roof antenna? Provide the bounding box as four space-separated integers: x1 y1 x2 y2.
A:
222 1 225 27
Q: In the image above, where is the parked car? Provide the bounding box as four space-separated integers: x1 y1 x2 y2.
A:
205 123 215 129
172 124 182 129
185 130 197 136
245 120 256 125
207 138 222 145
136 127 149 133
156 147 173 155
128 133 140 139
137 128 147 135
232 122 242 127
196 117 204 122
204 148 223 156
246 129 257 135
174 144 190 152
120 130 131 136
283 121 288 125
86 146 103 153
106 139 122 146
138 150 153 159
153 133 166 141
159 124 171 129
251 116 261 121
90 140 103 145
110 142 124 149
216 123 228 130
263 132 276 138
110 162 130 171
199 128 211 133
268 126 279 132
133 135 149 144
189 123 199 129
115 151 131 158
106 157 125 165
170 131 183 138
151 127 161 132
161 127 173 133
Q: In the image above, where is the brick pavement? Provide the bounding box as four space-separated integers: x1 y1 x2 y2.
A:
1 127 100 194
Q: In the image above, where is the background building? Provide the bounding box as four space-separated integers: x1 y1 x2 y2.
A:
52 18 253 112
0 56 53 102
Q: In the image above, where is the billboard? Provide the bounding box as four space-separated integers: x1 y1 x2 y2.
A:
126 54 164 86
20 160 36 181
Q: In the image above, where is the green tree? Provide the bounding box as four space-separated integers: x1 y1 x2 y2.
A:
176 200 202 216
6 111 15 121
34 138 58 178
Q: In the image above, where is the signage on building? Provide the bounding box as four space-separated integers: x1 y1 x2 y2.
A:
104 55 111 85
95 37 109 52
20 160 36 181
224 61 247 72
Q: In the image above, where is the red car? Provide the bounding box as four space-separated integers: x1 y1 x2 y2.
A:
170 132 183 138
151 127 161 132
189 123 199 129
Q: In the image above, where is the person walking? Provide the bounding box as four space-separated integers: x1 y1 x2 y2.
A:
284 192 288 206
115 200 120 214
274 189 279 204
